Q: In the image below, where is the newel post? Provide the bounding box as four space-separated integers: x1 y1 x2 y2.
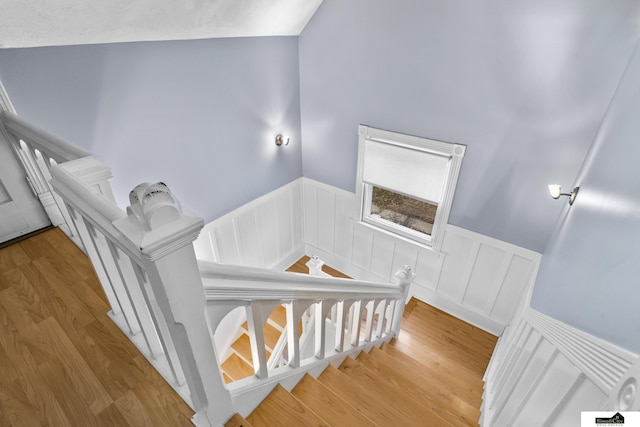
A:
113 183 232 427
306 255 326 276
391 265 415 337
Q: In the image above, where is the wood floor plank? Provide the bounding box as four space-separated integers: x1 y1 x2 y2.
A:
317 365 415 426
338 357 456 426
38 317 113 415
114 389 154 427
129 382 193 427
0 244 30 273
222 352 255 381
0 299 41 379
36 359 104 426
225 412 253 427
19 367 74 427
232 333 254 363
0 379 44 427
292 373 378 426
247 385 328 427
0 229 194 425
357 350 480 425
96 403 134 427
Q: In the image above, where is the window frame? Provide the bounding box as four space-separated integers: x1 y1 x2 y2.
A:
355 125 466 251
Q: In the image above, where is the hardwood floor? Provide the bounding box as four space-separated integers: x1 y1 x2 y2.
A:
0 228 498 426
0 228 194 426
238 259 498 426
241 297 498 426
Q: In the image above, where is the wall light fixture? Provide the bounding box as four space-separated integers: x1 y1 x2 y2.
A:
548 184 579 205
275 134 289 147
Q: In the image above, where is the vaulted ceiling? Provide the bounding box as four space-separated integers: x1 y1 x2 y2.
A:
0 0 323 48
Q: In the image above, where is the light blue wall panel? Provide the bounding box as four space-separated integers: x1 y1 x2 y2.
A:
0 37 303 222
298 0 640 252
531 42 640 353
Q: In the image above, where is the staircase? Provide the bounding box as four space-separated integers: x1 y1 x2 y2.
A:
224 298 495 427
2 109 496 427
221 257 345 384
222 305 287 383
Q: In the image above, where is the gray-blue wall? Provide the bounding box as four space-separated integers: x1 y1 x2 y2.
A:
531 41 640 353
0 37 303 221
298 0 640 253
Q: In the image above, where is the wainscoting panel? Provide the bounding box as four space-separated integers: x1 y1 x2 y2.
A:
194 179 305 270
302 178 541 335
481 307 639 426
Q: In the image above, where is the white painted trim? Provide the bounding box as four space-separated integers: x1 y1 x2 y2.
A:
411 283 505 336
196 178 305 270
0 81 17 114
481 306 640 426
525 307 636 393
211 178 302 226
302 177 541 335
355 125 466 252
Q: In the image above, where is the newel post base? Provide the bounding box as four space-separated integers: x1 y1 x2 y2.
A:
113 182 232 427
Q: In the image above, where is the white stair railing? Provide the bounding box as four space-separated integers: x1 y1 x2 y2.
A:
2 112 415 426
0 110 95 247
199 260 414 415
48 159 232 426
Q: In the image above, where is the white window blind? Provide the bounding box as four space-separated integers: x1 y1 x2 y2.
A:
362 139 450 204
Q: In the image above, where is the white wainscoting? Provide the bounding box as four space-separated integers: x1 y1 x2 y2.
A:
194 179 305 270
301 178 541 336
481 307 639 426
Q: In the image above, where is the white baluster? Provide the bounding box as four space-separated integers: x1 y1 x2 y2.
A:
314 300 330 359
374 300 389 339
363 300 376 343
350 300 363 347
286 300 313 369
246 301 279 379
66 205 123 318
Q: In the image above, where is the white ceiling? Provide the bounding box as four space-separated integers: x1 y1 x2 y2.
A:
0 0 324 48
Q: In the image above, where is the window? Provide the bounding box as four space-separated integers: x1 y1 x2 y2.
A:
356 125 465 250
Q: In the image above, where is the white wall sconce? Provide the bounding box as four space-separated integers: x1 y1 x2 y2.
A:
275 134 289 147
548 184 579 205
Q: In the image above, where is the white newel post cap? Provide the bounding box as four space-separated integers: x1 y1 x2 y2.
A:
306 255 325 275
112 182 204 259
393 265 416 287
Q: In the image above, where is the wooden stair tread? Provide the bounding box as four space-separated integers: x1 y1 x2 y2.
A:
339 357 456 426
231 334 271 365
292 374 377 427
231 334 253 363
355 351 479 425
225 412 253 427
382 341 483 387
268 305 287 330
241 321 284 351
247 385 328 427
317 364 416 426
377 344 483 406
263 322 281 350
221 353 254 382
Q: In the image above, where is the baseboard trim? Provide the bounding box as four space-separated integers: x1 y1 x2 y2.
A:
0 224 54 249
